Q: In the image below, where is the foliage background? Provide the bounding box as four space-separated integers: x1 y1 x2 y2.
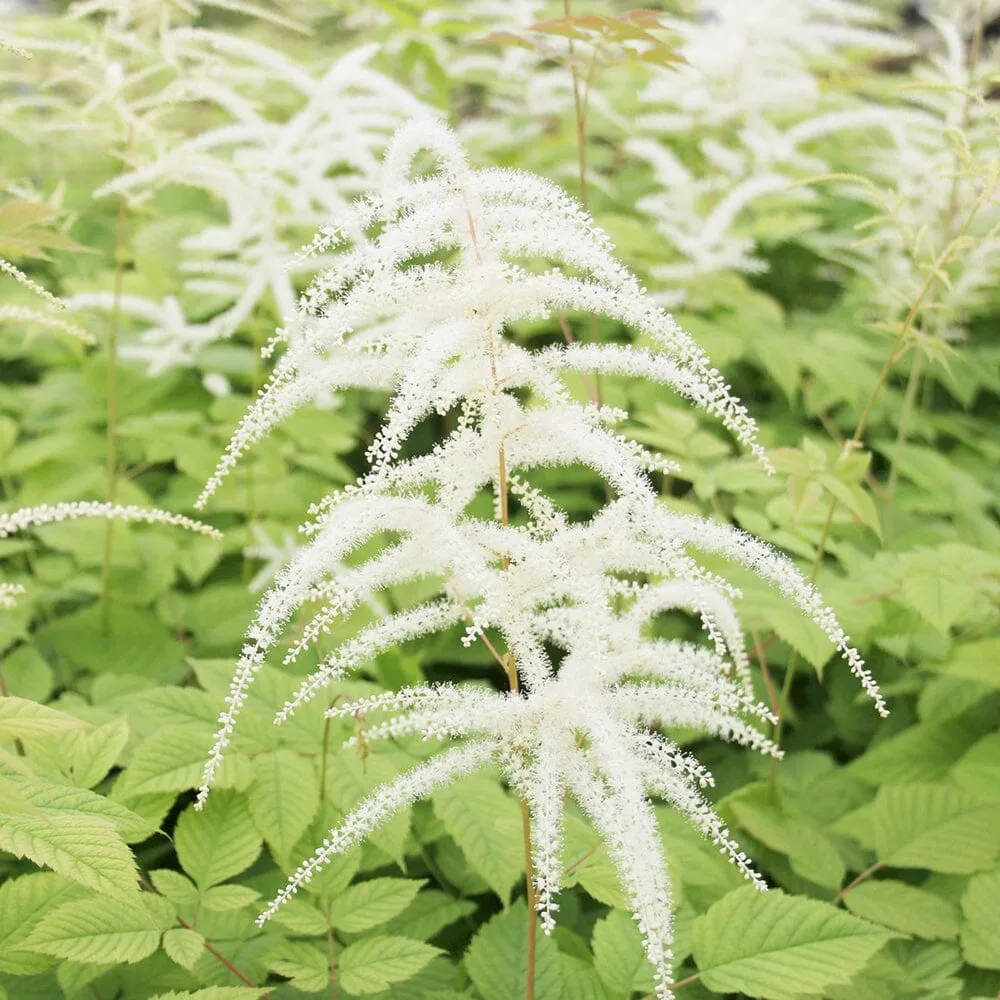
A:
1 1 998 999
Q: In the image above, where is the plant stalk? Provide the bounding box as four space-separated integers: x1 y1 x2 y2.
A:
465 198 537 1000
100 182 129 634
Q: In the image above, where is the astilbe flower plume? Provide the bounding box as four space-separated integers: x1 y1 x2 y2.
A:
0 502 221 606
195 118 886 998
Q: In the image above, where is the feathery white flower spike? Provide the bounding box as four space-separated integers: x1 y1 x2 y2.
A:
196 122 886 997
0 501 221 608
0 501 221 540
195 115 771 508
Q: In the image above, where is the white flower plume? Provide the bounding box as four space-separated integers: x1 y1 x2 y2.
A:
0 501 221 607
195 120 885 999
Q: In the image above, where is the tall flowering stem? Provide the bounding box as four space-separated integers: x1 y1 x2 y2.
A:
195 120 884 999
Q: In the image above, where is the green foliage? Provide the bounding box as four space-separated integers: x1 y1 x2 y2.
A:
337 935 442 994
23 894 174 964
465 902 563 1000
691 888 897 999
2 0 999 997
173 792 262 889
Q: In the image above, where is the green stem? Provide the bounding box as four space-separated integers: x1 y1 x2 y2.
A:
100 184 129 634
243 313 266 585
325 904 338 1000
834 860 885 905
563 0 603 407
642 970 701 998
884 350 925 540
320 708 332 804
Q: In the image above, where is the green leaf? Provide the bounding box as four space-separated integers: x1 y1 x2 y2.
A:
729 791 845 889
163 927 204 971
270 898 329 936
562 815 627 908
464 900 563 1000
433 776 524 903
592 910 655 994
57 960 114 998
844 881 960 939
148 991 268 1000
174 792 262 889
337 935 441 995
270 940 329 991
324 751 413 863
117 725 252 798
246 749 318 861
927 640 1000 688
382 889 476 941
561 955 615 1000
148 869 199 911
874 785 1000 873
23 895 170 964
0 807 140 899
691 887 895 999
0 872 83 974
0 697 88 742
2 775 151 842
67 717 130 789
200 884 260 913
329 877 426 934
899 573 978 634
960 869 1000 969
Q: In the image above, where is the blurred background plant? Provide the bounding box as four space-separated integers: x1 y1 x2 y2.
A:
1 1 999 999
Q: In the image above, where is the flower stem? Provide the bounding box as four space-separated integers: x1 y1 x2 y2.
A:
564 0 603 406
520 797 538 1000
884 341 925 542
101 182 129 634
834 860 885 904
466 192 537 1000
325 904 338 1000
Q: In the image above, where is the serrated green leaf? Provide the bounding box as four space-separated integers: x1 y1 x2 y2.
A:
874 785 1000 873
927 640 1000 689
163 927 204 971
844 881 960 939
562 815 627 908
117 725 252 798
0 808 139 900
464 900 563 1000
56 959 114 998
271 897 329 935
246 749 318 861
960 869 1000 969
174 792 262 889
729 791 845 889
324 751 413 863
899 573 978 634
23 895 169 964
2 775 151 842
382 889 476 941
330 877 426 934
149 869 199 911
337 935 441 995
270 939 329 991
691 886 895 999
561 955 615 1000
592 910 656 994
0 697 89 741
200 884 260 913
67 717 129 789
0 872 83 974
951 733 1000 798
148 990 268 1000
433 776 523 904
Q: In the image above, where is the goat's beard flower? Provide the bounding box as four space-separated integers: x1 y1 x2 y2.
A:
196 118 886 998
